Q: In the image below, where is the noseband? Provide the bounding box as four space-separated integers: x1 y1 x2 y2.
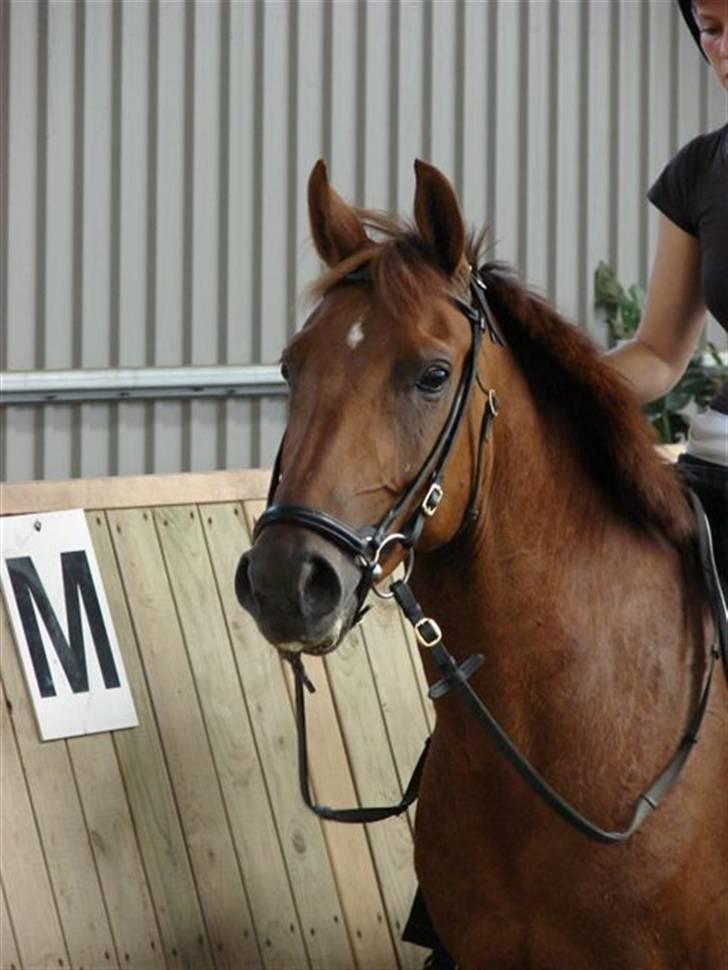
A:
254 268 502 619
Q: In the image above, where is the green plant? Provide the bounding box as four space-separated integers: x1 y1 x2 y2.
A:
594 261 727 443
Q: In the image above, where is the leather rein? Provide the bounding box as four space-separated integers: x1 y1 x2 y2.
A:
254 268 727 843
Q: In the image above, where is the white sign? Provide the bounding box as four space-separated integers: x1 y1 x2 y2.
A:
1 509 138 740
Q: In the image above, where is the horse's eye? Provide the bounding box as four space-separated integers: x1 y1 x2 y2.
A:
280 359 290 382
416 364 450 394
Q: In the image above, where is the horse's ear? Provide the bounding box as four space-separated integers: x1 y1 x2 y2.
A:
413 159 465 276
307 159 368 267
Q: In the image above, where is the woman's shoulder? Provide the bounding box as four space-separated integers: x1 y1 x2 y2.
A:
669 124 728 173
649 124 727 232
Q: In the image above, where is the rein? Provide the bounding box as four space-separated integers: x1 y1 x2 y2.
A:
255 268 727 843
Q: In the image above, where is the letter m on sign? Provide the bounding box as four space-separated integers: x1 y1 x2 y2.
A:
6 552 121 698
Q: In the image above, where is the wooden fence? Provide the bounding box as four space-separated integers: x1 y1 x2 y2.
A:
0 471 434 970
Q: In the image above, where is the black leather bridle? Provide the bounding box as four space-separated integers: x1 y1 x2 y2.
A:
252 266 726 841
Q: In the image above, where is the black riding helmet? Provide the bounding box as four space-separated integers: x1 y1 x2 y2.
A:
677 0 709 61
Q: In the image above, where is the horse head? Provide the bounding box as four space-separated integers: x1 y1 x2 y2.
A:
235 159 489 655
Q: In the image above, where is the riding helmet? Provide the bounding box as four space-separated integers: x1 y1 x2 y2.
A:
677 0 709 61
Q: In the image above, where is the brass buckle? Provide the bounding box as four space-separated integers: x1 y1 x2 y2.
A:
414 617 442 649
422 483 444 518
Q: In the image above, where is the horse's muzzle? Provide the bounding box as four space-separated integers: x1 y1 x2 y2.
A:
234 528 362 653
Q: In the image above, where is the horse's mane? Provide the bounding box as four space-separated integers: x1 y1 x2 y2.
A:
307 211 695 549
478 262 694 548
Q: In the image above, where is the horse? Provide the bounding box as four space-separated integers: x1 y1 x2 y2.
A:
235 159 727 969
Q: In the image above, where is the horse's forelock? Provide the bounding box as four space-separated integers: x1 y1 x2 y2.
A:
305 221 453 319
305 209 488 310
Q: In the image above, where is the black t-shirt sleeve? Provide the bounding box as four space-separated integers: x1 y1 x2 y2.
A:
647 139 701 236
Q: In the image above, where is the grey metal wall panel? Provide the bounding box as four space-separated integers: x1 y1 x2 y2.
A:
2 0 726 482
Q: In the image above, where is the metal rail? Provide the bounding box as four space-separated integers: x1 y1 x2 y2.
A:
0 365 288 405
2 354 724 406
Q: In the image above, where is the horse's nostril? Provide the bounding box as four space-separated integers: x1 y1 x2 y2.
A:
234 552 254 610
300 554 343 620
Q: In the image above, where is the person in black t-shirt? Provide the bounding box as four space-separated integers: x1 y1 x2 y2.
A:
605 0 727 598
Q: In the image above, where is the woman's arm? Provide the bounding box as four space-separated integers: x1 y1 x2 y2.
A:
604 214 706 404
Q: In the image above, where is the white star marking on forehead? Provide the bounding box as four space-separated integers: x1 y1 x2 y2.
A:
346 319 365 350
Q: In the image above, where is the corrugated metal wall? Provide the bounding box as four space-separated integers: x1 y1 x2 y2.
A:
2 0 726 483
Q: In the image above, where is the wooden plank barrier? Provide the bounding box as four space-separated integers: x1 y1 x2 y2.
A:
0 471 434 970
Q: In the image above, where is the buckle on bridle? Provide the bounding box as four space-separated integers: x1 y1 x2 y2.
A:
422 482 444 517
414 616 442 648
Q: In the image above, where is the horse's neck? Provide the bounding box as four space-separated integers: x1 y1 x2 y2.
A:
414 373 697 740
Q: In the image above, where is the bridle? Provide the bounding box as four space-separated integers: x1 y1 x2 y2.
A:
251 266 726 841
255 267 502 624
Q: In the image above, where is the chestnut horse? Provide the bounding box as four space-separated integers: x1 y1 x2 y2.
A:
236 160 727 968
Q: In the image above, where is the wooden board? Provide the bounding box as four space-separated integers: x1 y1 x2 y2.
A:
361 597 433 792
0 885 22 970
0 472 433 969
207 501 398 970
322 628 422 970
107 507 261 970
0 611 118 970
66 729 166 969
0 659 68 970
156 504 309 970
0 469 271 515
89 512 214 970
202 503 355 969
